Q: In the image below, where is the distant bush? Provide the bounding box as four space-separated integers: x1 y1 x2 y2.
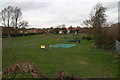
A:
2 32 44 38
82 35 93 40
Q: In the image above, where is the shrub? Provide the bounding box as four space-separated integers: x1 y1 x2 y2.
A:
82 35 93 40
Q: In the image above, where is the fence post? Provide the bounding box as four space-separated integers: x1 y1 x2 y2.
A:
116 40 120 55
118 41 120 54
102 45 103 53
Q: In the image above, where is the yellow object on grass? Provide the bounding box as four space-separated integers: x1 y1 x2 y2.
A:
40 45 45 48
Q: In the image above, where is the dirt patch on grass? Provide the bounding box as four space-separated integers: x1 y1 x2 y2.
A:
79 60 89 65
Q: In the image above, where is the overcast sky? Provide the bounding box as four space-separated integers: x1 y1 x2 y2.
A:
0 0 119 28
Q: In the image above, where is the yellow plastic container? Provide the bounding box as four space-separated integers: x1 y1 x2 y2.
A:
40 45 45 48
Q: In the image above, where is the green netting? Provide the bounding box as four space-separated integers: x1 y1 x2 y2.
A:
51 44 76 48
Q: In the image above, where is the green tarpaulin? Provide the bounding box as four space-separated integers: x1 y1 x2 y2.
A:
51 44 76 48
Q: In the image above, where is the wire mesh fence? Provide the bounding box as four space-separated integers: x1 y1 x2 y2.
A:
91 40 120 55
92 44 116 53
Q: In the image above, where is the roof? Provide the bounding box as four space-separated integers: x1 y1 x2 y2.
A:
59 30 63 32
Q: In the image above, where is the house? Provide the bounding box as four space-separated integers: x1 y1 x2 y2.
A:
24 28 43 34
59 30 63 34
79 27 95 34
74 26 81 33
75 26 81 30
66 27 72 33
2 27 16 35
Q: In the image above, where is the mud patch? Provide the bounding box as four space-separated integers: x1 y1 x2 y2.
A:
79 60 89 65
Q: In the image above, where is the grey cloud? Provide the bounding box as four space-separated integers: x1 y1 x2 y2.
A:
103 2 118 11
0 1 118 28
1 2 55 11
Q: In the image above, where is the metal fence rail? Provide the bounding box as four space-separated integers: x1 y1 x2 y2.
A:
116 40 120 55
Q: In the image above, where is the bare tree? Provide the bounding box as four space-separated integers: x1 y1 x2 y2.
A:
0 6 14 27
6 6 13 27
0 10 6 27
0 6 22 28
12 7 22 28
83 19 92 27
83 3 107 28
0 6 29 37
19 20 28 35
118 23 120 41
83 3 107 46
19 20 28 28
0 6 14 36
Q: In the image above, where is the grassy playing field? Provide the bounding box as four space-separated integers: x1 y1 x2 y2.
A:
2 34 118 78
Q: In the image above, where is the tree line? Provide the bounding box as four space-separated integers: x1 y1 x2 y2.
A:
1 4 119 46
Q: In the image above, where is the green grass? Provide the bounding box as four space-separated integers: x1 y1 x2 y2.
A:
2 34 118 78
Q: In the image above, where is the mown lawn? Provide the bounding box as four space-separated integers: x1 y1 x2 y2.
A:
2 34 118 78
